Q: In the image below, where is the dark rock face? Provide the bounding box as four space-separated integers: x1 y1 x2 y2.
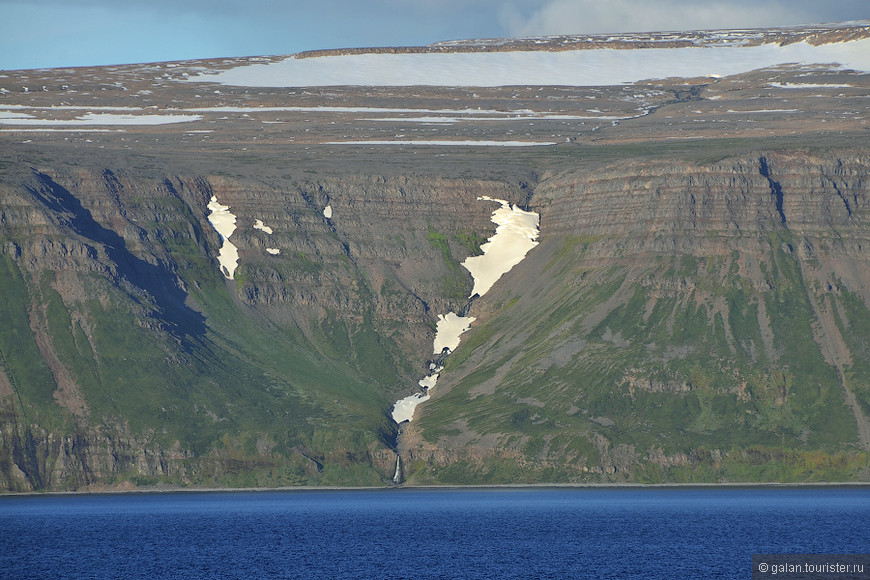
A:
538 153 867 249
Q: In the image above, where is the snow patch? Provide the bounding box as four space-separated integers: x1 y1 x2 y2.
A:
253 219 273 234
187 39 870 88
206 196 239 279
0 128 123 133
0 111 35 120
725 109 799 113
391 392 431 424
323 205 333 219
433 313 476 355
0 105 144 111
462 197 540 298
391 368 442 424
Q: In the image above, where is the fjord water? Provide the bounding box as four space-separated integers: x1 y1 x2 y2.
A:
2 487 867 579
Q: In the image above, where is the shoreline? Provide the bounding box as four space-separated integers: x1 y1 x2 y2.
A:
4 480 870 498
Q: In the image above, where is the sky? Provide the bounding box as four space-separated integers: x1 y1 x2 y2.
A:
1 0 867 70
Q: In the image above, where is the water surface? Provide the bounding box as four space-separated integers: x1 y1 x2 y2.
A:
2 487 867 579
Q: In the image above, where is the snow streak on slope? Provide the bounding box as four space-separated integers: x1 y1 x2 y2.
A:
207 196 239 279
391 198 540 424
189 39 870 87
462 198 541 298
433 313 476 354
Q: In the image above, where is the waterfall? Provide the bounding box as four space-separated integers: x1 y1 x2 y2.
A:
392 454 402 484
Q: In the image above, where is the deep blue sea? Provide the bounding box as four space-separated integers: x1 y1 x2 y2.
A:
1 486 868 579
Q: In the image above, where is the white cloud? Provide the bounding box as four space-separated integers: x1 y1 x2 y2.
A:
500 0 818 36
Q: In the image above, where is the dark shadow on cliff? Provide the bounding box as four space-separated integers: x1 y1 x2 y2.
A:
759 156 786 225
27 170 207 346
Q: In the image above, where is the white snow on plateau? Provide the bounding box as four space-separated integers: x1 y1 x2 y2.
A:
206 196 239 279
0 111 34 120
182 106 629 119
0 105 147 111
323 205 333 219
188 39 870 87
183 106 523 114
359 114 629 123
326 140 557 147
725 108 799 113
0 112 202 126
0 128 123 133
768 82 855 89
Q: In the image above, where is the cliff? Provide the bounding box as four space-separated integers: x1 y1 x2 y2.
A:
401 151 870 484
0 159 531 490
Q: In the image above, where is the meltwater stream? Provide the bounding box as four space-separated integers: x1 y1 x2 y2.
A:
391 197 540 425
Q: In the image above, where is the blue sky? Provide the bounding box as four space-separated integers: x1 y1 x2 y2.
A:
1 0 867 70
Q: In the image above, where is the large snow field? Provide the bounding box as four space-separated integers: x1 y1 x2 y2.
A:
189 39 870 87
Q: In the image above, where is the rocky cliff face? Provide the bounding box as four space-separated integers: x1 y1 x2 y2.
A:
3 149 870 489
7 149 867 490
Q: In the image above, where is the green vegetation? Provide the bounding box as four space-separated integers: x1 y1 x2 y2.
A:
427 226 475 303
0 257 62 427
0 177 406 491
